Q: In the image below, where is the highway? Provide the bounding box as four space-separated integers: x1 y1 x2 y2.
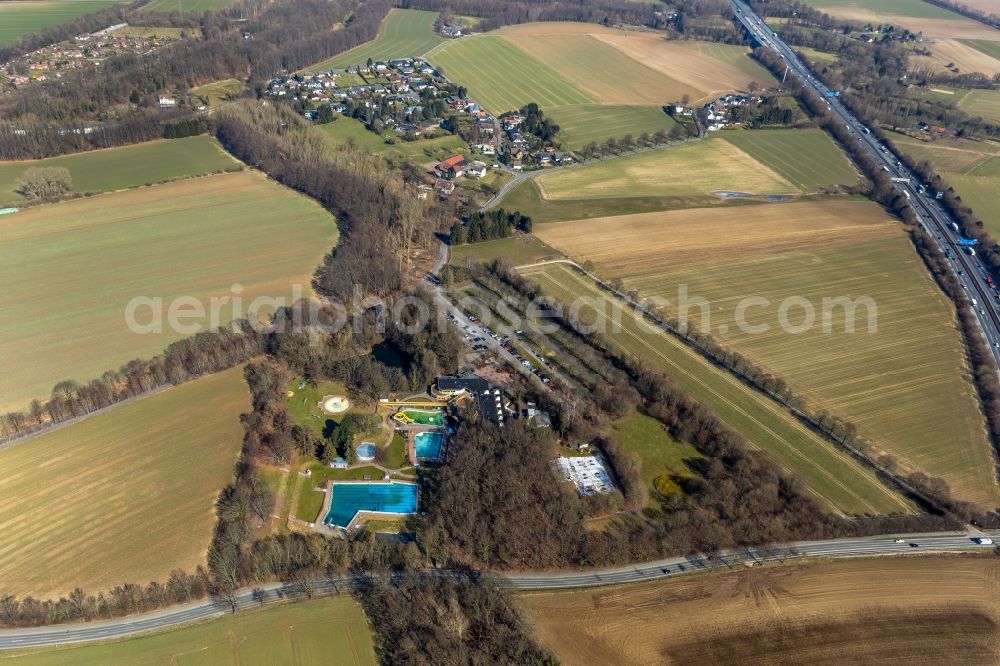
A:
732 0 1000 360
0 531 995 649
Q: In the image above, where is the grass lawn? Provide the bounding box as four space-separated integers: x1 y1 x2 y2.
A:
142 0 240 13
0 170 336 413
451 234 562 267
956 88 1000 124
0 136 238 204
0 0 126 45
547 104 678 151
305 8 444 71
519 261 912 516
797 45 839 64
0 366 247 598
721 129 859 191
609 407 703 501
190 79 246 107
9 595 376 665
285 377 355 437
534 199 998 507
315 116 468 166
427 34 594 114
385 432 407 469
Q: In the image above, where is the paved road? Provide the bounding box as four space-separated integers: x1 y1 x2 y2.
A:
732 0 1000 363
0 531 994 649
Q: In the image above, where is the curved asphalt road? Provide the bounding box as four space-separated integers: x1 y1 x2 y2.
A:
0 531 995 649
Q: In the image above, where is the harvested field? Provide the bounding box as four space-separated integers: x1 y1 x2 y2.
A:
546 104 677 151
0 367 247 598
142 0 237 11
500 24 700 105
519 262 910 515
9 595 376 664
0 136 238 204
520 556 1000 666
927 37 1000 76
427 34 593 114
306 8 444 71
587 32 775 101
533 200 998 506
721 129 859 190
532 140 795 201
0 0 125 45
0 170 335 412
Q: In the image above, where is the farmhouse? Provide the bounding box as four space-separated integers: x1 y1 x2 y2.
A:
436 154 469 179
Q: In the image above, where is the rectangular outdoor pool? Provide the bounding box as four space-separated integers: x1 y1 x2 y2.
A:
414 431 445 461
324 482 418 528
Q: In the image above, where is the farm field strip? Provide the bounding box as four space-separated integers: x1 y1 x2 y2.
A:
721 129 859 191
0 170 336 412
519 557 1000 665
534 201 997 505
531 139 795 201
0 0 126 46
306 8 445 71
520 262 910 515
8 595 376 664
0 136 238 203
0 367 247 598
546 104 677 150
142 0 238 11
427 34 593 114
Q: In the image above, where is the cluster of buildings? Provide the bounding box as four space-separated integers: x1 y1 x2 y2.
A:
2 24 180 91
701 94 764 131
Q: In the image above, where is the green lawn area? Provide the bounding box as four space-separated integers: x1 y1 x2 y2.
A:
385 432 407 469
0 170 336 413
955 88 1000 124
610 407 703 502
520 261 913 516
722 128 859 191
796 46 839 65
0 0 126 45
9 595 376 665
547 104 678 151
286 377 354 437
305 8 444 71
315 116 467 166
451 234 563 267
0 366 247 598
0 136 238 204
190 79 246 107
142 0 240 13
426 34 594 114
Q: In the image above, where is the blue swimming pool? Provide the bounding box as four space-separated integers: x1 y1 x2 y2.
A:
414 431 445 461
324 482 418 528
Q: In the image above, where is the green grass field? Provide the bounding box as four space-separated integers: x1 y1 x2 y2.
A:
722 129 859 190
520 262 911 516
8 595 376 665
0 170 336 413
427 35 594 114
141 0 239 13
534 200 998 507
315 116 468 165
609 407 703 501
0 136 238 204
451 234 562 267
0 367 247 597
190 79 246 107
305 9 444 71
955 88 1000 124
286 377 354 437
547 104 678 151
0 0 126 45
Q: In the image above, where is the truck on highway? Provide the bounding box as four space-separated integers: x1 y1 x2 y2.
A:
958 237 978 246
978 537 993 545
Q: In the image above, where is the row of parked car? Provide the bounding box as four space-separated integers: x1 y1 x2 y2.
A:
446 311 551 384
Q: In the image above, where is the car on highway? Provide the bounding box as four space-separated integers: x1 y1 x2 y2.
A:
977 537 993 545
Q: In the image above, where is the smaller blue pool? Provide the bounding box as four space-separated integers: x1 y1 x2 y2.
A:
325 482 418 528
414 431 445 461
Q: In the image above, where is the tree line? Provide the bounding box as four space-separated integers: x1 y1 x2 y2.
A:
449 208 532 245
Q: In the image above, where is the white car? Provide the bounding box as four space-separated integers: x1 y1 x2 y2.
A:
893 539 905 543
978 537 993 545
